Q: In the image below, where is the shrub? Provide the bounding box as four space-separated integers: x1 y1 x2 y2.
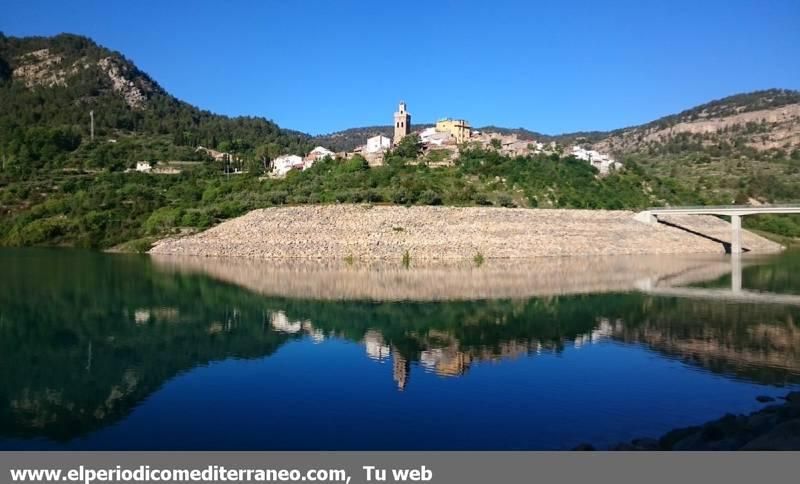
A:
497 193 515 208
421 190 443 206
143 207 182 234
474 193 492 206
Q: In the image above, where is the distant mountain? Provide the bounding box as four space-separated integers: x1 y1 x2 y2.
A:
0 32 310 170
317 89 800 158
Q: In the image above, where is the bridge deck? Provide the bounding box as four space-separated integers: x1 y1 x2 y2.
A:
646 205 800 216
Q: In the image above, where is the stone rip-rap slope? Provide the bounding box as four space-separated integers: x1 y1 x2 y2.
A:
148 205 783 259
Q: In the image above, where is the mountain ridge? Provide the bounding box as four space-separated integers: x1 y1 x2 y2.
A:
314 88 800 154
3 32 798 163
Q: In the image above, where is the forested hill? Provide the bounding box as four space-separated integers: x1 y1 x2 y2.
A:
0 32 311 170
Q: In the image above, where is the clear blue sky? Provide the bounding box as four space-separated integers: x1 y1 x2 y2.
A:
2 0 799 135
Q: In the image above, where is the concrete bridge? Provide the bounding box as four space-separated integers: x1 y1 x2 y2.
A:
635 205 800 254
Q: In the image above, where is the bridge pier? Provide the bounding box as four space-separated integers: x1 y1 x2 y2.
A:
731 214 742 255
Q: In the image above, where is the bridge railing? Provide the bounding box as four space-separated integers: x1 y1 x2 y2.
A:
646 204 800 211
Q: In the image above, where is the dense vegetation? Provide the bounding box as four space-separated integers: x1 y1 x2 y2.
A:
0 32 311 172
1 32 799 249
0 138 684 249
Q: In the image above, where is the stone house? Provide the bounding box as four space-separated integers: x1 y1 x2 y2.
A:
435 118 472 143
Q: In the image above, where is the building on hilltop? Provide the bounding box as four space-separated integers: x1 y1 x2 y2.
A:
195 146 229 162
393 101 411 145
365 135 392 153
435 118 472 143
135 161 152 172
271 154 304 177
305 146 335 163
570 146 623 175
419 126 454 146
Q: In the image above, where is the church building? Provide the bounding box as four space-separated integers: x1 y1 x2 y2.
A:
393 101 411 145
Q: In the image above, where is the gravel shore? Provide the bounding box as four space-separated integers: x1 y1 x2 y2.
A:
148 205 783 259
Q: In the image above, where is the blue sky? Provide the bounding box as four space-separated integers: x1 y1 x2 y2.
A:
2 0 799 135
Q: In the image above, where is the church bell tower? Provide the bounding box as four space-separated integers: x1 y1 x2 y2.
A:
393 101 411 145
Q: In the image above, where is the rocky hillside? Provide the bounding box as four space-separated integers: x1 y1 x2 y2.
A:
592 89 800 159
0 32 310 170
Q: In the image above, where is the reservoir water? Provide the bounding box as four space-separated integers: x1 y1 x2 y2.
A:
1 248 799 450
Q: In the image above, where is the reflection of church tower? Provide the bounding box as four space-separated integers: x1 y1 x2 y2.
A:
392 350 410 391
393 101 411 145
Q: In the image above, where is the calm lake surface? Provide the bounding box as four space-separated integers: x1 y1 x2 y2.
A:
1 248 799 450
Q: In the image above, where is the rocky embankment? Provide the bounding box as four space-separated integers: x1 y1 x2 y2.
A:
148 205 783 259
582 392 800 451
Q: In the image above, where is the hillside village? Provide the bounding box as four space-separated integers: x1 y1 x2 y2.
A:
268 102 622 178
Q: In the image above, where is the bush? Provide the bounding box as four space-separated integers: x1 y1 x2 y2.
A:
421 190 443 206
180 210 212 229
497 193 515 208
267 191 288 205
365 190 383 203
473 193 492 206
13 216 72 245
143 207 182 234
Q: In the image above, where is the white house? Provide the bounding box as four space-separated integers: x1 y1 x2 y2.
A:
271 154 304 177
306 146 335 162
571 146 623 175
135 161 152 172
365 135 392 154
419 127 437 142
419 127 452 146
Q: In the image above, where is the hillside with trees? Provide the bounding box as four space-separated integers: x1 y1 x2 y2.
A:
1 32 799 250
0 32 311 173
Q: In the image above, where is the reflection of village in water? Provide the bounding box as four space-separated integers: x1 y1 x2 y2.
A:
135 252 800 392
152 251 800 390
266 305 798 391
267 309 608 390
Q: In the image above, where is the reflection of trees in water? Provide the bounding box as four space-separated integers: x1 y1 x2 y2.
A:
0 250 294 442
1 249 799 443
608 300 800 385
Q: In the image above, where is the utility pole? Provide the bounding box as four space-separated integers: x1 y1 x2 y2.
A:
90 110 95 141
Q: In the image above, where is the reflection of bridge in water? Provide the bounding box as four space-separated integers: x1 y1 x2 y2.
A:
637 255 800 306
